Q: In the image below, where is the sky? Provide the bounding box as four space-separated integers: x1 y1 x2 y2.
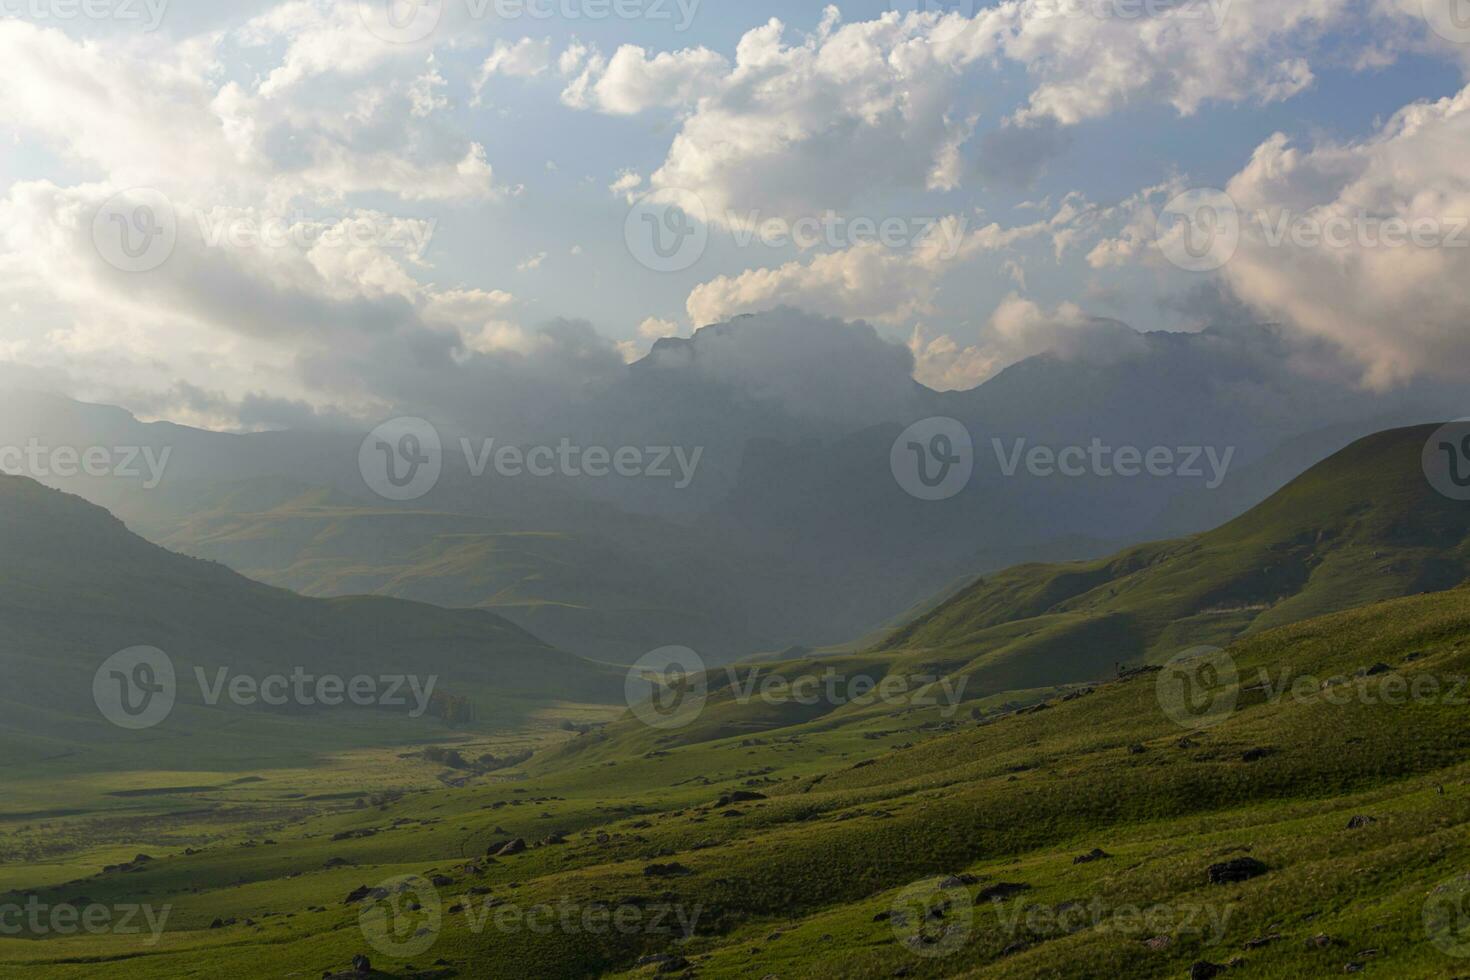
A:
1 0 1469 429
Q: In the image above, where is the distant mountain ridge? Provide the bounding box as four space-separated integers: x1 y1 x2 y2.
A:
0 476 624 771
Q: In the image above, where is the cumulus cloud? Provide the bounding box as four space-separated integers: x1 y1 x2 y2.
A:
685 217 984 327
567 3 1408 223
562 44 728 114
907 295 1147 390
478 37 553 80
1217 83 1470 387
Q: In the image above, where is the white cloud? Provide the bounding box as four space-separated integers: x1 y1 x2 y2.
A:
609 170 645 199
562 44 728 114
1217 83 1470 387
518 251 548 272
575 3 1415 223
475 37 553 100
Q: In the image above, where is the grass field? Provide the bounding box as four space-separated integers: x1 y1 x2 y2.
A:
4 584 1470 978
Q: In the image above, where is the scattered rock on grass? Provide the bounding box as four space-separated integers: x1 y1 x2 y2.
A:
1208 857 1268 885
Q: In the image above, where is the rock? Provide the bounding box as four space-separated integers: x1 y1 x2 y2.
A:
430 875 454 887
1346 815 1376 829
1128 744 1147 755
1357 663 1392 677
1144 935 1172 950
352 953 371 974
1073 848 1111 864
493 838 527 857
324 857 349 868
1208 857 1268 885
714 791 768 807
939 873 978 889
1241 747 1274 762
1189 962 1224 980
977 882 1029 901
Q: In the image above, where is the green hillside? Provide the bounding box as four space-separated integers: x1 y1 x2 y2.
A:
0 476 625 775
4 585 1470 977
876 424 1470 699
142 481 781 664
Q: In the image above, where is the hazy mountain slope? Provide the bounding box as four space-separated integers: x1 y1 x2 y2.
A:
0 477 625 771
876 424 1470 698
147 486 782 663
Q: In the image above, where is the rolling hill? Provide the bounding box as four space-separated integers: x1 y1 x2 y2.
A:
873 423 1470 700
0 476 626 774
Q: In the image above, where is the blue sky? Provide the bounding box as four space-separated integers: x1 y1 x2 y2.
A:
2 0 1469 425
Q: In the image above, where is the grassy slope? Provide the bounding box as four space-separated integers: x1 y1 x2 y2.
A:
4 587 1470 978
0 476 625 774
876 425 1470 699
145 482 779 664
